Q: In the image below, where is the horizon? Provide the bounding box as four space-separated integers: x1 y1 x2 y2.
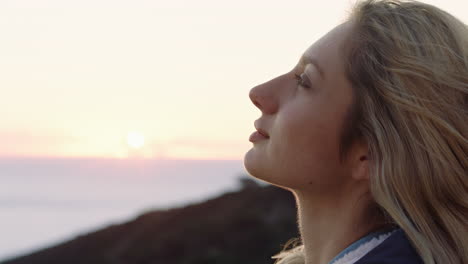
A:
2 0 465 160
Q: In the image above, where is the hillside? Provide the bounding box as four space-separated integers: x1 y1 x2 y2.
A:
1 178 299 264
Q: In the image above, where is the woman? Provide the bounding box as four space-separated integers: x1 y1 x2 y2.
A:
244 0 467 264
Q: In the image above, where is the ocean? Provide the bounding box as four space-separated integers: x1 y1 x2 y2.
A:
0 157 261 261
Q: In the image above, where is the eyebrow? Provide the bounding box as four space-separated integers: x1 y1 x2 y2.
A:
300 55 325 80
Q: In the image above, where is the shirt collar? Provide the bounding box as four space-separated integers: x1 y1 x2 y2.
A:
328 226 400 264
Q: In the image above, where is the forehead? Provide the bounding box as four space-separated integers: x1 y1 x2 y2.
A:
301 22 352 77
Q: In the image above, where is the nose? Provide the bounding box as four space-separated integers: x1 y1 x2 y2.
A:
249 80 279 115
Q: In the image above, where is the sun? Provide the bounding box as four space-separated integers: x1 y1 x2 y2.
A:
126 131 145 149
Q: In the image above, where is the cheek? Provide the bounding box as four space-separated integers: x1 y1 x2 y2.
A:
270 102 345 189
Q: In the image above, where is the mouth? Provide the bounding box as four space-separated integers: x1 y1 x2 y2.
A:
256 128 270 138
249 130 269 142
254 120 270 138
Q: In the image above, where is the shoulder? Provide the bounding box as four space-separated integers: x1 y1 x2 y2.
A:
354 228 424 264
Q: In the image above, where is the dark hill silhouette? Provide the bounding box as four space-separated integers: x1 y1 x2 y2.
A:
1 177 299 264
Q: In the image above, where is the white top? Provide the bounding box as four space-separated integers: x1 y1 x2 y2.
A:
329 228 399 264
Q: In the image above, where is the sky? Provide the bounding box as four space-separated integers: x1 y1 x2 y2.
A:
1 0 466 160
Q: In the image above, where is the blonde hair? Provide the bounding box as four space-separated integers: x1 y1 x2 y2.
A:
272 1 468 264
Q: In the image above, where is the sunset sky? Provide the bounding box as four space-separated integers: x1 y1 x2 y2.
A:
1 0 466 160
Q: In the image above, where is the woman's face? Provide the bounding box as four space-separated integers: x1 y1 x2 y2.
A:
244 22 359 194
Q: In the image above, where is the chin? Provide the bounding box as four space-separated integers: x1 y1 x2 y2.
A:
243 149 262 178
243 151 284 188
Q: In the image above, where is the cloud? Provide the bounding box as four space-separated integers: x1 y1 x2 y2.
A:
0 129 82 157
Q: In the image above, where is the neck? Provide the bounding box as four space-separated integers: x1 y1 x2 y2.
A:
293 188 385 264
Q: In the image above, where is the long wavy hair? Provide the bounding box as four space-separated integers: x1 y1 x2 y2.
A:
271 1 468 264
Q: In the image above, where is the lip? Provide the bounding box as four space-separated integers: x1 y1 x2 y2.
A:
249 131 269 142
254 120 270 138
256 128 270 138
250 120 270 142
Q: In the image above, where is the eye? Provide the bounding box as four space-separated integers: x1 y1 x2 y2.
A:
294 73 312 89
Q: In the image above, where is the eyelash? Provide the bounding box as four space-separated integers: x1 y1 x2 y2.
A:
294 73 311 89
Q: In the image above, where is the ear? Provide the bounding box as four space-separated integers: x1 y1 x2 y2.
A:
350 140 370 181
